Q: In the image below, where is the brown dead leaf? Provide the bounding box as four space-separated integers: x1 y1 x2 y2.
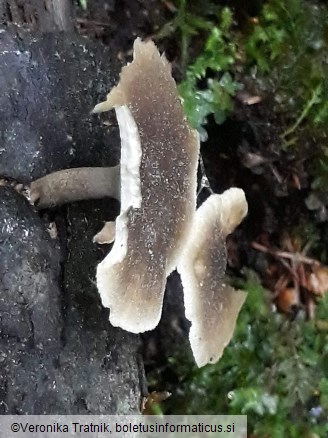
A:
276 287 300 313
141 391 171 414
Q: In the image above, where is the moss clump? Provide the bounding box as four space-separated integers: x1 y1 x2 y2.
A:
177 7 240 140
164 272 328 437
154 2 328 435
164 0 328 150
244 0 328 151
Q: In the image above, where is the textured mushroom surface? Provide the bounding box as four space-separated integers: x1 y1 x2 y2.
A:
94 38 200 333
30 166 120 209
178 189 248 367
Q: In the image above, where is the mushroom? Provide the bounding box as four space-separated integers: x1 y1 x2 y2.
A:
26 38 248 367
93 220 116 244
93 38 200 333
30 166 120 209
177 188 248 367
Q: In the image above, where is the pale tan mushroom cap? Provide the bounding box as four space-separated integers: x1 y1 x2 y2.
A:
219 188 249 237
95 38 200 333
178 189 248 367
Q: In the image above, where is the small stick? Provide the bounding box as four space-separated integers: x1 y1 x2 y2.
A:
30 166 120 209
252 241 320 266
76 18 112 28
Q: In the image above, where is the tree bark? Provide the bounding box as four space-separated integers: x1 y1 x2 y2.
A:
0 4 145 415
0 0 74 32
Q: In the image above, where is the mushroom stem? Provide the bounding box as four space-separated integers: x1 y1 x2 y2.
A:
30 166 120 209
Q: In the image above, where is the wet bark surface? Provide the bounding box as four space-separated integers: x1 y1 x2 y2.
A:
0 1 144 414
0 187 143 414
0 29 120 182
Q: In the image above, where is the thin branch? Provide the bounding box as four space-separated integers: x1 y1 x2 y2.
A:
281 84 322 140
251 241 320 266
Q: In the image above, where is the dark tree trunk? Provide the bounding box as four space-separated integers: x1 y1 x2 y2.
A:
0 0 145 415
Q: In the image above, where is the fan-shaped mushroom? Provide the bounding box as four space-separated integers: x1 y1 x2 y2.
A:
94 38 200 333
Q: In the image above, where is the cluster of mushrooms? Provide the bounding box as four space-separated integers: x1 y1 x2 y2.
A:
30 39 248 367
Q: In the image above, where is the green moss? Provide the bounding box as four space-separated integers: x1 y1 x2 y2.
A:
163 272 328 437
78 0 87 10
157 2 240 138
161 0 328 155
154 2 328 435
175 6 240 139
244 0 328 151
